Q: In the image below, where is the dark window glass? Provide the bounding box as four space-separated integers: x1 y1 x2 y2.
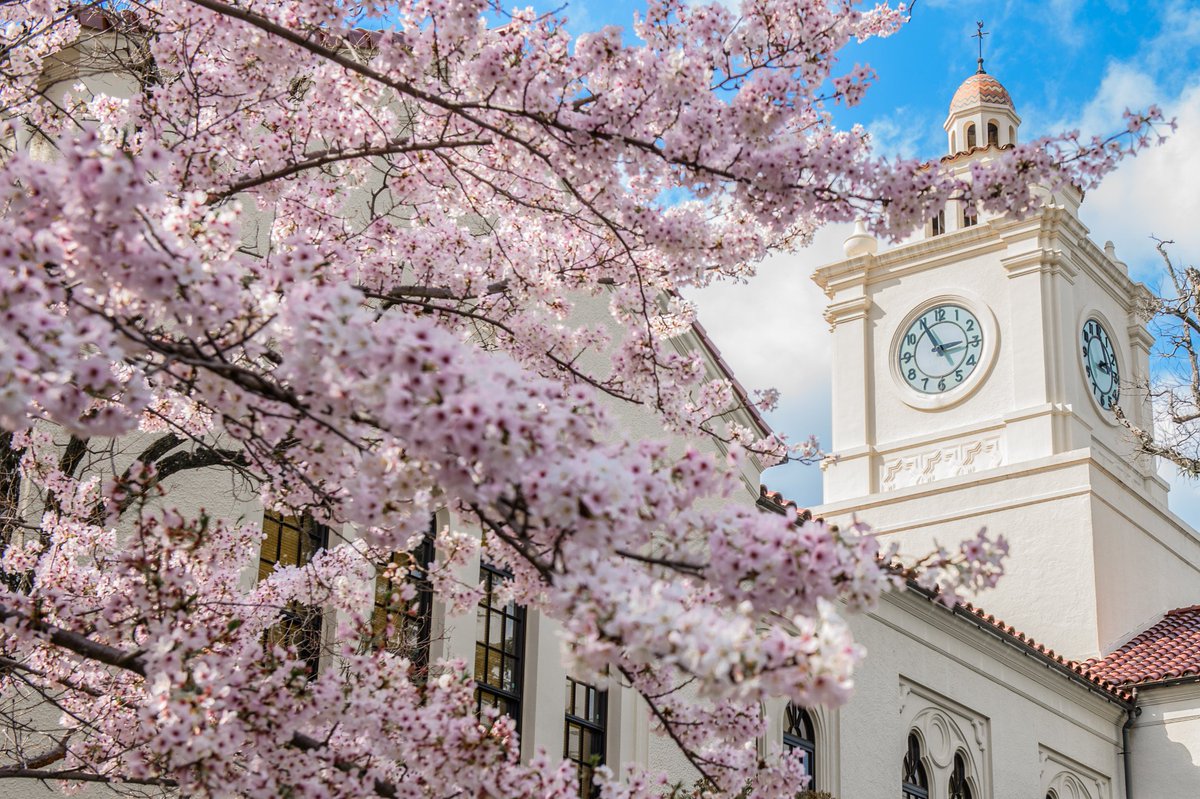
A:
782 703 816 786
902 732 929 799
259 511 327 675
371 519 436 676
948 752 973 799
474 562 526 731
962 204 978 228
966 124 977 149
931 210 946 236
987 123 999 147
564 677 607 798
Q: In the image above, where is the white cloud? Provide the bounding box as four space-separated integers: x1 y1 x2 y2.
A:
689 223 852 505
1080 79 1200 272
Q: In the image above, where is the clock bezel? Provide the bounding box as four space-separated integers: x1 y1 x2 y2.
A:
1076 309 1122 424
890 293 999 411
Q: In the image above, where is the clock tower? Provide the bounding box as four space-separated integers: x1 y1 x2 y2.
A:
812 65 1200 659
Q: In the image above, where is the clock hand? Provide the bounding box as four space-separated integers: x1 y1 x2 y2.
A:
923 321 947 352
916 323 955 364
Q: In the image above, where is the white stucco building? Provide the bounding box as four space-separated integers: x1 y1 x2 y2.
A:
6 22 1200 799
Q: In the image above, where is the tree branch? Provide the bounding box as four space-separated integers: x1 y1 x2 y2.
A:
0 603 400 798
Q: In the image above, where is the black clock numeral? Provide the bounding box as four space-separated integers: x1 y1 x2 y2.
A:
922 378 929 390
965 319 974 331
935 308 946 322
966 354 976 365
906 333 917 345
938 379 947 391
907 368 916 380
902 352 913 363
970 336 980 346
955 370 963 382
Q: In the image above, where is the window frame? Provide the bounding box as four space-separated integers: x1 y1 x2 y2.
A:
782 703 817 786
902 731 930 799
948 750 973 799
930 209 947 236
259 510 328 676
474 561 527 732
564 677 607 798
370 518 436 673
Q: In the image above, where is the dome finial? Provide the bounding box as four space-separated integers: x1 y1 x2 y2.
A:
973 20 989 74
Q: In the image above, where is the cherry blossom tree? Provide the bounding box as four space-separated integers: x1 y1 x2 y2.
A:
1117 241 1200 474
0 1 1166 797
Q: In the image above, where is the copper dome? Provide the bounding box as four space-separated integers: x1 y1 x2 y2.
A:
949 71 1015 114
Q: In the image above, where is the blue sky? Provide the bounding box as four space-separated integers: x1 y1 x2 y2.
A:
524 0 1200 520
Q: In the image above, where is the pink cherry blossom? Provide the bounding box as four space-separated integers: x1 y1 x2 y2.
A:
0 0 1163 796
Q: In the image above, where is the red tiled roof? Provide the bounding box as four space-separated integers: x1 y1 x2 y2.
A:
754 486 1135 703
1079 605 1200 688
953 601 1134 703
939 141 1014 163
757 485 813 522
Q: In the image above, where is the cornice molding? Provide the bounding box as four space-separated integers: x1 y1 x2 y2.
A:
823 295 871 327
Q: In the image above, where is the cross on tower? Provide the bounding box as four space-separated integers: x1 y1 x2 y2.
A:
973 21 989 73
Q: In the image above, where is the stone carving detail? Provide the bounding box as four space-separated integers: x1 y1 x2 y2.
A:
881 436 1003 491
901 679 991 798
1041 748 1111 799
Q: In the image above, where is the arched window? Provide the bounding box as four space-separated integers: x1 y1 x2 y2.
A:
783 703 816 785
965 123 977 149
986 122 999 147
902 732 929 799
948 752 973 799
930 209 946 237
1008 124 1016 145
962 203 978 228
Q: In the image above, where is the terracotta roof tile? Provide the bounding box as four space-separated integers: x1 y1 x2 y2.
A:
1077 605 1200 688
949 71 1015 114
753 496 1135 704
950 600 1134 703
757 485 813 522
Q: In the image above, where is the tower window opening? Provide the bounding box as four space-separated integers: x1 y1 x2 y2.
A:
987 122 999 147
962 204 978 228
930 210 946 237
965 123 977 150
1009 125 1016 145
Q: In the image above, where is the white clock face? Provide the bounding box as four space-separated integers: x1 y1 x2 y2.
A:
897 303 984 394
1081 318 1120 410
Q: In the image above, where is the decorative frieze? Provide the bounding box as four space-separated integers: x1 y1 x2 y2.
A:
880 436 1004 491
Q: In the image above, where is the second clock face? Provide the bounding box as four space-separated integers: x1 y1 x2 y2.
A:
898 303 984 394
1081 318 1120 410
